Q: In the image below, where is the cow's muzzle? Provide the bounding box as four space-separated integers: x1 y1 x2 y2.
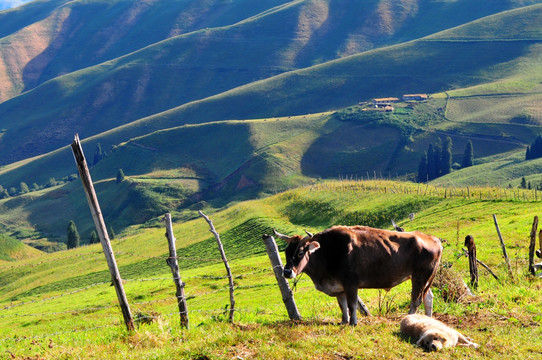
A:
283 268 296 279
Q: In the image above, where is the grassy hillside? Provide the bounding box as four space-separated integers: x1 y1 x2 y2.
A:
1 99 541 248
2 2 542 250
1 180 541 358
1 1 541 164
0 0 292 101
0 233 41 261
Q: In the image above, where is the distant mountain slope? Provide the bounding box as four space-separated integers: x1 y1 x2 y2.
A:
0 0 540 165
0 0 291 101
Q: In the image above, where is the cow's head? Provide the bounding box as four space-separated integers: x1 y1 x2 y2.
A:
273 229 320 279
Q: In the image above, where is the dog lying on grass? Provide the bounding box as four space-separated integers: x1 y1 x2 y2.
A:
400 314 479 351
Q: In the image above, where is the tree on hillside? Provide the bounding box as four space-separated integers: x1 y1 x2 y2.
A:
109 226 115 240
417 151 428 183
89 230 99 244
93 143 104 166
67 220 80 249
520 177 527 189
0 189 9 199
426 144 437 181
116 168 125 184
440 136 452 176
418 137 457 182
462 140 474 168
47 177 57 188
20 182 29 194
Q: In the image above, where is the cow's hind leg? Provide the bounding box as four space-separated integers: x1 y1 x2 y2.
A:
336 293 350 324
423 288 433 317
346 288 359 326
409 277 427 314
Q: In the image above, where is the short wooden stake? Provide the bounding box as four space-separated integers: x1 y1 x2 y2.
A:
71 134 134 332
199 211 235 322
528 216 539 275
464 235 478 289
164 213 189 328
492 214 514 280
262 234 302 320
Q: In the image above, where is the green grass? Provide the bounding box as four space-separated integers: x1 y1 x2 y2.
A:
1 180 542 358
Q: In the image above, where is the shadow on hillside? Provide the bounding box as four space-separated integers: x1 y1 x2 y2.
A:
300 121 401 179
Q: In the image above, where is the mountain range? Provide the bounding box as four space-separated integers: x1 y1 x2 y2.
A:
1 0 542 254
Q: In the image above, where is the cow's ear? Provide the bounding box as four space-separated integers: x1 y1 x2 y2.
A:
307 241 320 254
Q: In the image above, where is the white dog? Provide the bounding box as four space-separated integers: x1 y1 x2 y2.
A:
400 314 479 351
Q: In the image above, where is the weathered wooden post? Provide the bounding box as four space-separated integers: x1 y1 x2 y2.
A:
464 235 478 289
198 211 235 322
492 214 514 280
164 213 189 328
262 233 302 320
528 216 539 275
71 134 134 332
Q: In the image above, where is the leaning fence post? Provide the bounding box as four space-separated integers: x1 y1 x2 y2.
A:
164 213 189 328
492 214 514 280
198 211 235 323
262 234 302 320
464 235 478 289
71 134 134 332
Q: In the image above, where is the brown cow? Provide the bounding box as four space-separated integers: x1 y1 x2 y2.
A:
274 225 442 325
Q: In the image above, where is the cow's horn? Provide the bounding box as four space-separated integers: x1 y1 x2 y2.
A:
273 229 290 240
305 230 313 238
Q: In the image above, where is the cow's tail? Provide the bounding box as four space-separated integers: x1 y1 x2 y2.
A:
423 238 443 298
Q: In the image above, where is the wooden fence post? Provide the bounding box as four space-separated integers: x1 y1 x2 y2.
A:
529 216 539 275
71 134 134 332
464 235 478 289
198 211 235 323
262 234 302 320
492 214 514 280
164 213 189 328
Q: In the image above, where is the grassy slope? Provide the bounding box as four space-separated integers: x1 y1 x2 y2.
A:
2 2 541 182
1 1 541 164
1 3 542 249
0 233 42 261
1 180 541 359
0 103 540 246
0 0 292 98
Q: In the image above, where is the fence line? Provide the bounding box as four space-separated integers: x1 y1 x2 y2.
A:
306 178 542 203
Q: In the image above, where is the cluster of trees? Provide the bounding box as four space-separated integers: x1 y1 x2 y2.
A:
66 220 115 249
0 176 78 199
417 138 474 183
525 135 542 160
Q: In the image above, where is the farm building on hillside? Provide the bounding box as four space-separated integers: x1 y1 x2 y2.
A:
372 97 400 105
402 94 428 101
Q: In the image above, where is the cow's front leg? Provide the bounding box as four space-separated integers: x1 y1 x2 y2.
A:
336 293 349 324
